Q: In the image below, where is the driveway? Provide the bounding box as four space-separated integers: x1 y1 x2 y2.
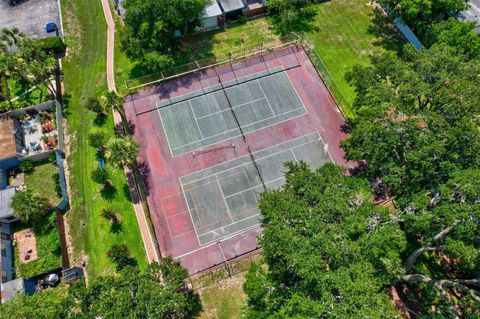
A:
0 0 63 39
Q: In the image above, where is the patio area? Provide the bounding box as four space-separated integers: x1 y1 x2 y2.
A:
19 111 58 157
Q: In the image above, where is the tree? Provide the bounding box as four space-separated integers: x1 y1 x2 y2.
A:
84 96 104 116
426 18 480 60
343 44 480 197
19 160 34 174
1 259 202 319
88 130 107 149
378 0 467 37
0 27 25 48
91 166 110 185
122 0 206 70
106 243 137 270
267 0 317 35
0 285 68 319
244 163 404 318
105 136 139 169
10 189 50 223
244 162 480 318
104 91 128 133
67 258 201 318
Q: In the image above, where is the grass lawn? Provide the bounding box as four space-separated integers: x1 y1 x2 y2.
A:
306 0 401 115
198 271 247 319
114 16 280 88
13 211 62 278
60 0 147 279
24 161 62 207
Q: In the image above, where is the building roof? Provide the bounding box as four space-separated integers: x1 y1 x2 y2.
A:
0 188 15 219
0 277 35 304
0 116 16 161
218 0 245 13
202 0 223 18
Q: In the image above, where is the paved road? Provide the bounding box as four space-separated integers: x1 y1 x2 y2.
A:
100 0 160 264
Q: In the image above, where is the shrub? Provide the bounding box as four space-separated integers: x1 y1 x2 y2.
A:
101 208 119 224
19 160 34 174
84 97 104 115
88 131 107 149
106 244 137 271
10 190 50 223
91 167 110 185
37 37 67 55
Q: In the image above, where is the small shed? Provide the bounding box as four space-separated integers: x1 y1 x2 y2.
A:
218 0 246 20
0 188 16 224
199 1 223 30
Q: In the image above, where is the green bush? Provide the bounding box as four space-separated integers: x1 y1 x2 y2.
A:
106 244 137 271
37 37 67 55
10 190 50 223
88 131 107 149
91 167 110 185
19 160 34 174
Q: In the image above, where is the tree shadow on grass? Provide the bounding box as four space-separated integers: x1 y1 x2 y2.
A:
101 184 118 201
93 114 107 127
122 184 133 202
110 221 123 234
368 8 406 53
267 7 319 36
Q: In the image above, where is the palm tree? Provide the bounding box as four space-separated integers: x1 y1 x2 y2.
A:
10 190 50 223
105 136 139 169
0 27 25 48
104 91 128 133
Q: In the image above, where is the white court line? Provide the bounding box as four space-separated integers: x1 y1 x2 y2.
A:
179 178 202 246
181 132 321 184
198 212 262 246
161 199 174 239
290 149 298 162
188 100 204 139
170 107 307 155
194 96 268 121
181 133 321 187
156 106 176 159
257 79 276 116
179 139 321 243
214 174 235 223
173 223 262 260
160 70 307 157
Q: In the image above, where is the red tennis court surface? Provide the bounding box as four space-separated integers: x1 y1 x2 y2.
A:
124 46 350 274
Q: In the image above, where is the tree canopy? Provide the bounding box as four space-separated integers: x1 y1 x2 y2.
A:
244 163 480 318
343 44 480 198
1 259 201 319
106 136 139 169
122 0 207 71
244 163 404 318
10 189 50 223
378 0 467 37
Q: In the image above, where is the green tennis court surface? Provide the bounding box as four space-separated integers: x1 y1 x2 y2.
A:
180 132 331 245
158 69 307 157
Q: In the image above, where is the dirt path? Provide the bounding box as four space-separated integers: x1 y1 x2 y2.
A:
100 0 159 264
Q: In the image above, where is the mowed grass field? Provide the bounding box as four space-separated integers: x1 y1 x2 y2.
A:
60 0 147 279
307 0 385 111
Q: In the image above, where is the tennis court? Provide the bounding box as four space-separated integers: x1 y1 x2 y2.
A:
125 46 349 274
180 132 330 245
157 68 306 156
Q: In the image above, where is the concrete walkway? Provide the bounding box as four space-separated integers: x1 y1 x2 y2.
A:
100 0 159 264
